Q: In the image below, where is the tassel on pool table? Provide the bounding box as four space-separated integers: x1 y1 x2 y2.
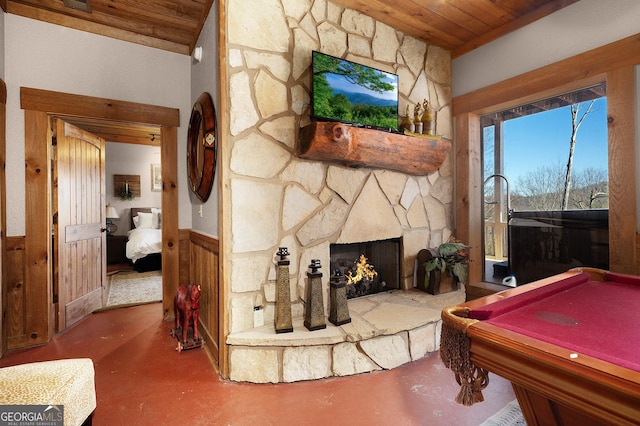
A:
440 306 490 406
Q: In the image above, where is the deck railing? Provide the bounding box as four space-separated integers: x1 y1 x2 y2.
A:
484 220 508 261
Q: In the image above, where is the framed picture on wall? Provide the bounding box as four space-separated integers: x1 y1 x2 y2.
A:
151 164 162 192
114 174 140 199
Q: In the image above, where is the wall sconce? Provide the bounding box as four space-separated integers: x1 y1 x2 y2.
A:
193 46 203 63
105 205 120 236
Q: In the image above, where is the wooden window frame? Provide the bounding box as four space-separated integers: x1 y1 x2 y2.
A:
453 34 640 284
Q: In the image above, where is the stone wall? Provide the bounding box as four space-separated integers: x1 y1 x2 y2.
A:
225 0 453 356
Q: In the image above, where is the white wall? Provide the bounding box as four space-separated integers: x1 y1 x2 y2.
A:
189 3 220 238
5 15 192 236
106 142 162 235
453 0 640 97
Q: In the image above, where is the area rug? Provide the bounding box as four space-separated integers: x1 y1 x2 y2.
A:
105 270 162 308
480 400 526 426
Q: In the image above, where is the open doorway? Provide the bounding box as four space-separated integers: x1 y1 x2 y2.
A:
481 83 609 285
101 139 163 312
17 87 180 346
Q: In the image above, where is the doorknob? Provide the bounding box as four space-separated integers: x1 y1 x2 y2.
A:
101 228 108 233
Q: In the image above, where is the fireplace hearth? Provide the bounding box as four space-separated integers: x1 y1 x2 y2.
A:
330 238 401 299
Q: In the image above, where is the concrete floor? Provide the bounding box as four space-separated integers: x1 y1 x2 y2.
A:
0 303 516 425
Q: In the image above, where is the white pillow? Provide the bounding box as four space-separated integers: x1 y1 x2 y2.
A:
136 212 154 229
151 208 162 229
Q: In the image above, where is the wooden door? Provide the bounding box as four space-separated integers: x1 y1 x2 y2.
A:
0 80 6 356
53 119 106 332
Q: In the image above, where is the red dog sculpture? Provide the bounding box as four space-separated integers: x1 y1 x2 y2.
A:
174 283 201 344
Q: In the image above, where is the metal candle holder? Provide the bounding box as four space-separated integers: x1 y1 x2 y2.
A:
304 259 326 331
274 247 293 333
329 269 351 326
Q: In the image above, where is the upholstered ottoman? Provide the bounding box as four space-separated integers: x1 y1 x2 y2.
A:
0 358 96 426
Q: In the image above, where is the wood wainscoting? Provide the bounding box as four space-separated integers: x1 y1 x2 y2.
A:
4 231 221 367
187 230 220 365
0 80 6 356
5 237 26 349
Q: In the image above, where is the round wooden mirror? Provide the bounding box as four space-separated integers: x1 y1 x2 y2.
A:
187 92 217 202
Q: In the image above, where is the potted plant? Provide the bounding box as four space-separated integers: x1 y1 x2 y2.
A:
417 240 469 295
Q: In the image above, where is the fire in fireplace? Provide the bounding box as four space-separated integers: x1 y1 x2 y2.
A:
330 238 401 299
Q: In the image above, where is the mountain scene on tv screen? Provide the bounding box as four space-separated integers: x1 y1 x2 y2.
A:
313 54 398 129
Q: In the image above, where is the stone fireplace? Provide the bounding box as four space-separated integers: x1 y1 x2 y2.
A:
224 0 461 383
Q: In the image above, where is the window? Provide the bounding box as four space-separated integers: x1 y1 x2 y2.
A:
481 83 608 283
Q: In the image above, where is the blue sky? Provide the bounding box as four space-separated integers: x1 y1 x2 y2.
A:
496 98 608 190
325 71 398 101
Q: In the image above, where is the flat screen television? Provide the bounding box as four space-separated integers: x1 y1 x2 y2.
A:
311 51 399 131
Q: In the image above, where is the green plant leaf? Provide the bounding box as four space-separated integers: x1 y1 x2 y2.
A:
424 258 443 288
437 242 468 257
451 262 468 284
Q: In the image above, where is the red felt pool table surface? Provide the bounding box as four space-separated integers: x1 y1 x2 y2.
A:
443 269 640 426
468 271 640 372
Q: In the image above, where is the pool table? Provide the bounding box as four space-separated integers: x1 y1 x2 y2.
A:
441 268 640 426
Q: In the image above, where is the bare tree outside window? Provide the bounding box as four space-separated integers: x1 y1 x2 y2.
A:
513 162 608 211
561 100 597 210
514 162 565 211
482 86 607 213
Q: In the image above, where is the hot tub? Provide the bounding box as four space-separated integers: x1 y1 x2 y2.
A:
508 209 609 285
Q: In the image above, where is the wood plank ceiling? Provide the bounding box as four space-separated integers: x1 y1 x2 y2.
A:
60 116 162 147
332 0 580 58
3 0 215 55
4 0 578 57
2 0 578 143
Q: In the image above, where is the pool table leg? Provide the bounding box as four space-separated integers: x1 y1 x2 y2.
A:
513 383 607 426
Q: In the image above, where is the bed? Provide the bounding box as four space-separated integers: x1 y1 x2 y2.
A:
126 207 162 272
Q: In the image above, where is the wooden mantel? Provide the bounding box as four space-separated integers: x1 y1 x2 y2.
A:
298 122 451 175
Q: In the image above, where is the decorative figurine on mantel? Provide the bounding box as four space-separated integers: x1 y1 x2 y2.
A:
275 247 293 333
413 103 423 134
400 105 414 133
422 99 434 136
329 269 351 326
304 259 326 331
171 283 204 352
